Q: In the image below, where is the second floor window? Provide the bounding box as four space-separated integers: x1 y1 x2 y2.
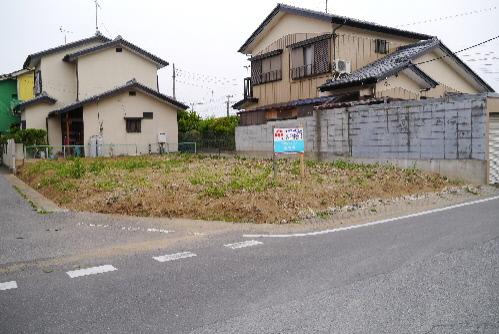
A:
375 39 389 54
291 38 330 80
251 52 282 85
34 71 42 96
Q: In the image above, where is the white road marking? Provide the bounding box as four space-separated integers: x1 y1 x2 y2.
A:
153 251 197 263
244 195 499 239
66 265 117 278
225 240 263 249
0 281 17 291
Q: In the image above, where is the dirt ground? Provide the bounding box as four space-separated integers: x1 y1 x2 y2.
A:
18 154 457 224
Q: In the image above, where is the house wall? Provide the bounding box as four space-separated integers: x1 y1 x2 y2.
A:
17 71 34 101
236 94 490 184
246 12 420 110
0 79 20 133
20 104 49 131
375 72 423 99
77 47 159 99
82 91 178 154
38 41 104 106
415 52 479 94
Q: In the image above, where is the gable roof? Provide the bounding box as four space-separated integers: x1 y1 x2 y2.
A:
23 34 111 69
239 3 432 54
14 93 57 112
0 68 32 82
63 36 169 68
319 38 495 93
320 38 440 91
48 79 187 117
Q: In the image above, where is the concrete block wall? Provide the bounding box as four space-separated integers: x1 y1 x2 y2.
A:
235 94 489 184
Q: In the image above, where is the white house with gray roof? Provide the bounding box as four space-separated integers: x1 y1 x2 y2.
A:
15 33 187 156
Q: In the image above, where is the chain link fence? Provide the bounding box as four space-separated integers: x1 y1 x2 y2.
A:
23 142 197 160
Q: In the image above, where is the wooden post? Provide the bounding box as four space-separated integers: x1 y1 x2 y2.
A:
300 153 305 178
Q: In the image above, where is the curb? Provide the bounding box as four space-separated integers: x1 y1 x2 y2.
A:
4 173 67 213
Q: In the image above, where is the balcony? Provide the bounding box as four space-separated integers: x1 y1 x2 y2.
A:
290 62 331 80
251 69 282 86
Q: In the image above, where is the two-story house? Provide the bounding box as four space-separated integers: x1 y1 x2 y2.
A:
14 32 187 154
233 4 494 125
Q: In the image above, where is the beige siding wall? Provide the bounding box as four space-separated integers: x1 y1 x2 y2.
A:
77 48 158 99
247 14 419 109
415 52 479 94
39 41 103 106
47 116 62 146
82 91 178 151
375 72 423 99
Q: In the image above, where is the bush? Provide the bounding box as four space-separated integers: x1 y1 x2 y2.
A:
0 128 47 146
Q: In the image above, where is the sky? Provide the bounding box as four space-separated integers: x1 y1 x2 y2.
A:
1 0 498 117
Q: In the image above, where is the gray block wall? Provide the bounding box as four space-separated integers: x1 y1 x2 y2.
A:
235 94 489 183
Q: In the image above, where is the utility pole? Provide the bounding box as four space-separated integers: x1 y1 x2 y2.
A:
225 95 233 117
172 63 176 100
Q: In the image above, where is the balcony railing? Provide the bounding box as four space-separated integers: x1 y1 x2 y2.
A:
290 62 331 80
251 69 282 86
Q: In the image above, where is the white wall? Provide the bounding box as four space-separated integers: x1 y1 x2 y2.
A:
77 47 159 99
82 90 179 154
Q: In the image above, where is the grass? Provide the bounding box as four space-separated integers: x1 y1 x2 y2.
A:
18 154 454 224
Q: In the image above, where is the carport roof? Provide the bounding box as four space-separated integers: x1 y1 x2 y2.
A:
48 80 188 117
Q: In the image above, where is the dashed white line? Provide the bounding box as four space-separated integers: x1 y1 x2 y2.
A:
0 281 17 291
243 195 499 239
225 240 263 249
153 251 197 263
66 265 117 278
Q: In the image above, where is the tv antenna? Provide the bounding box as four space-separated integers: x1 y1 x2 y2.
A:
59 26 73 44
94 0 101 33
325 0 329 13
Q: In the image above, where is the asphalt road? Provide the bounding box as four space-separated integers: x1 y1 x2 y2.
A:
0 172 498 333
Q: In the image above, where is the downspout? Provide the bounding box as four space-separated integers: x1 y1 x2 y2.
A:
45 116 49 145
332 18 347 69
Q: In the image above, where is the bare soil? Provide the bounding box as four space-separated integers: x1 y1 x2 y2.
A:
18 154 456 224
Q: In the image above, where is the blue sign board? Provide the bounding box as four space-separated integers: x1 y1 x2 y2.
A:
273 128 305 154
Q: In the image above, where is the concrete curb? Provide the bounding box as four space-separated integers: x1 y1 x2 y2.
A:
3 173 67 213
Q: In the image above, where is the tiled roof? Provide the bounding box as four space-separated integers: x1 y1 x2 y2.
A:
48 80 187 116
320 38 441 91
23 34 111 69
320 38 494 92
14 93 57 112
63 36 169 68
239 4 432 53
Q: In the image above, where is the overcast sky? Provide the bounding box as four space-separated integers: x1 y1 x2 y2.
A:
1 0 498 117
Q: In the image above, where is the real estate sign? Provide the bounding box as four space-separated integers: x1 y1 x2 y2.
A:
273 128 305 154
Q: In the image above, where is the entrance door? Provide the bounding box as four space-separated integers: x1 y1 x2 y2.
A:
61 108 84 157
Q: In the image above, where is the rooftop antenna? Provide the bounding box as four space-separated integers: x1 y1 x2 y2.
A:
59 26 73 44
325 0 328 13
94 0 101 33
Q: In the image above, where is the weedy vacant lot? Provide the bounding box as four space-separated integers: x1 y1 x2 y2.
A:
19 154 454 223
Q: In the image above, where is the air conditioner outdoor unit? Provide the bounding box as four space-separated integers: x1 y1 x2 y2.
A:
334 60 351 74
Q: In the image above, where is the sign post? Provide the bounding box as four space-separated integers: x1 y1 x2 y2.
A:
273 127 305 178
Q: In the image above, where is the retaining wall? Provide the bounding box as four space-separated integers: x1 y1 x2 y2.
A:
235 94 489 184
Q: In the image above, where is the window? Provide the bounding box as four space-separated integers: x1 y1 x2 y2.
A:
251 52 283 85
34 71 42 95
291 38 330 79
116 47 123 52
375 39 389 54
21 120 26 130
143 112 153 119
129 91 136 96
126 119 141 133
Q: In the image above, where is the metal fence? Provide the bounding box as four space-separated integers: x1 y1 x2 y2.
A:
24 142 197 160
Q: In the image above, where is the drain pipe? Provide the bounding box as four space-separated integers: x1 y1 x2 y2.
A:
332 18 347 70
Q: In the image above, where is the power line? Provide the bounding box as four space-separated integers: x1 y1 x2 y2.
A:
414 35 499 66
396 6 497 27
